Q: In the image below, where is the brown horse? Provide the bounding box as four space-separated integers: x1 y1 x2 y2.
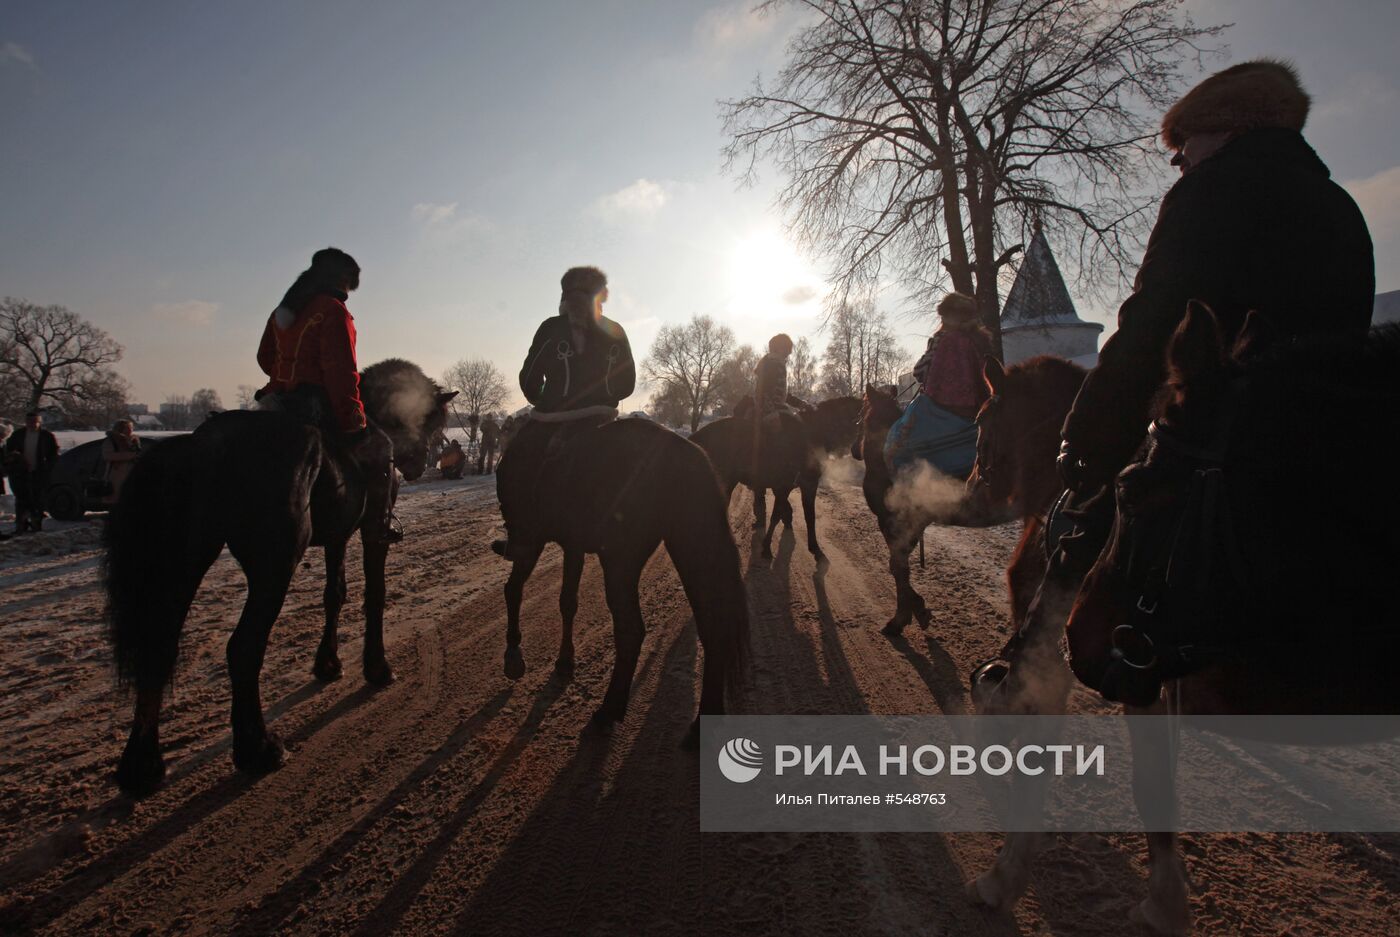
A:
853 359 1082 636
691 396 861 560
494 417 748 744
105 360 454 796
971 308 1400 934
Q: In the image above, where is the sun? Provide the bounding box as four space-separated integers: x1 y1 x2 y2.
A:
726 227 823 318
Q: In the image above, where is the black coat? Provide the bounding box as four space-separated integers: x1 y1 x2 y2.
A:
519 314 636 413
4 427 59 478
1063 128 1374 477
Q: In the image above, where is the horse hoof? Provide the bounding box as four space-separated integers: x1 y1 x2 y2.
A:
553 655 575 679
760 546 773 560
504 647 526 681
115 745 165 798
913 607 933 629
363 660 396 687
312 654 343 683
233 732 286 776
881 618 906 637
1131 898 1191 936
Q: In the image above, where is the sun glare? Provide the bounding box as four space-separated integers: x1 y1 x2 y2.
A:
726 227 823 319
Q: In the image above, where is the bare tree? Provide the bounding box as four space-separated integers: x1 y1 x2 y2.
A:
788 336 819 401
235 384 259 410
190 388 223 421
62 370 131 428
161 394 192 430
644 315 736 432
723 0 1222 352
0 297 125 413
821 301 910 395
442 358 509 431
711 344 760 415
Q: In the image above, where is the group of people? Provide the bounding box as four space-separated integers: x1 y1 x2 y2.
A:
432 412 514 480
0 414 139 540
247 58 1373 641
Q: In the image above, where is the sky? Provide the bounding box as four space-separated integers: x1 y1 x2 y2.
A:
2 0 1397 412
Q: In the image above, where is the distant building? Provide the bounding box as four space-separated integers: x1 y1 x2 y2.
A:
133 414 164 430
127 403 149 416
999 226 1103 367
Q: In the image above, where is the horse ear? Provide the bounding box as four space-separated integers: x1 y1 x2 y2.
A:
1168 300 1224 387
437 391 459 407
1231 309 1272 362
982 356 1005 395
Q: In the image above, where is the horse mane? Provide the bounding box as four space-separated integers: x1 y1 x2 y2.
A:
359 358 444 432
1003 355 1086 406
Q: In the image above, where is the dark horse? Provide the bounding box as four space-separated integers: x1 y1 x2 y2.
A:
972 308 1400 934
496 418 748 743
105 360 454 796
691 396 861 560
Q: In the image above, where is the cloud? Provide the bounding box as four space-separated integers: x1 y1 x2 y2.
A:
593 179 669 222
0 41 34 68
782 285 817 305
152 301 218 326
1344 164 1400 241
694 3 777 51
411 201 459 226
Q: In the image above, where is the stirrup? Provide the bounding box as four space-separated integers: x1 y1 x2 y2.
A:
364 514 404 545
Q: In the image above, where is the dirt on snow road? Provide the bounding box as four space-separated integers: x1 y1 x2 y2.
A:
1 469 1397 935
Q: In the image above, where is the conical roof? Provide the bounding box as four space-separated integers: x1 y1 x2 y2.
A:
1000 227 1090 329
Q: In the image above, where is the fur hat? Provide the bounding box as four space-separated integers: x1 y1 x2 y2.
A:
1161 59 1310 150
560 266 608 296
768 333 794 355
937 292 979 323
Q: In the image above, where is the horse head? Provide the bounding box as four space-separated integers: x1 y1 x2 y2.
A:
968 355 1085 517
806 396 862 455
854 384 903 460
359 358 456 481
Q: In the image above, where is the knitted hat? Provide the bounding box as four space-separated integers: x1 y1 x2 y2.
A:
1161 59 1310 151
937 292 980 323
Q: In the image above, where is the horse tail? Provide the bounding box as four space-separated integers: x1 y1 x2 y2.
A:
104 434 204 695
665 442 750 699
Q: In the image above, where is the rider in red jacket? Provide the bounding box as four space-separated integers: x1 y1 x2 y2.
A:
256 248 399 543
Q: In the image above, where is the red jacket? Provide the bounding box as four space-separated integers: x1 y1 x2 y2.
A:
920 327 990 418
257 294 367 433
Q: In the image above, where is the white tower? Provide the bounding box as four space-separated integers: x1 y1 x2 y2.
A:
999 226 1102 365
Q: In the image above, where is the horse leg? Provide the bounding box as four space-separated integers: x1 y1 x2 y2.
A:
361 540 395 686
760 489 789 559
1006 517 1046 632
800 473 822 559
116 681 167 798
882 525 924 635
503 542 543 680
228 565 298 774
967 830 1052 911
589 556 646 731
313 540 348 682
556 548 584 676
1129 700 1191 935
751 485 766 530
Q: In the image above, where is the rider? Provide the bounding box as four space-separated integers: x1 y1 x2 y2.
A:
492 266 635 559
993 59 1375 703
255 247 401 543
754 333 795 416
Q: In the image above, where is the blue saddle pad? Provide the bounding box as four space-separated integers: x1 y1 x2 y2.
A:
883 393 977 479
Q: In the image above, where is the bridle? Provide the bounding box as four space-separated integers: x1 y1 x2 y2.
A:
1100 379 1254 704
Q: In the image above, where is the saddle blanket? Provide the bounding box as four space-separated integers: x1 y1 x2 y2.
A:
884 393 977 479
